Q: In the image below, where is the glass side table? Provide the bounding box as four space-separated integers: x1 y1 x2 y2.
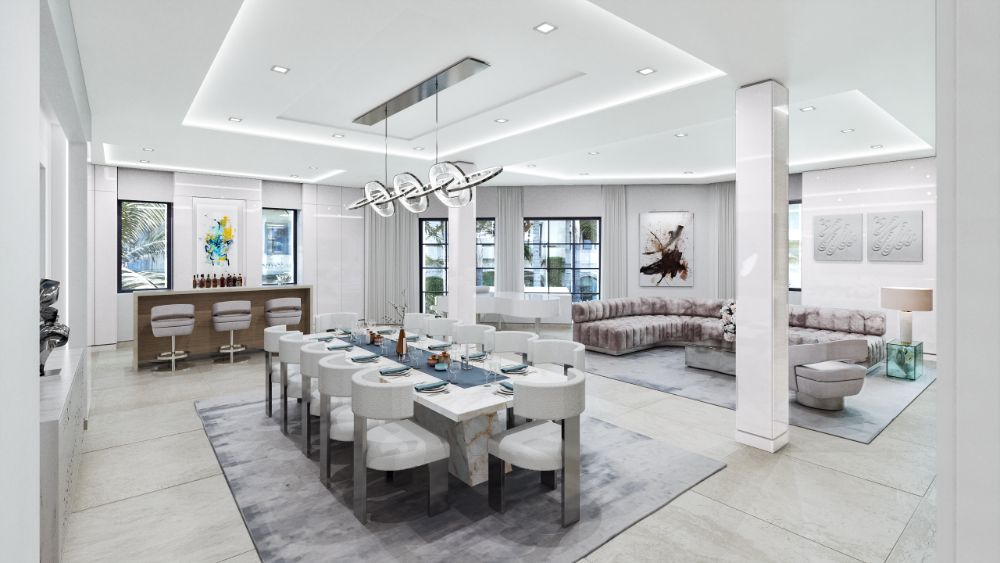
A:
886 340 924 380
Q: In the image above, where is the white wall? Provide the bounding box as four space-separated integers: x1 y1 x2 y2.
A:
300 184 366 318
801 158 937 353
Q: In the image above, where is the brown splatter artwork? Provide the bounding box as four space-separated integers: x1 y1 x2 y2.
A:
641 225 690 285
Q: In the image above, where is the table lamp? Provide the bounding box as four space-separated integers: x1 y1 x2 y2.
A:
880 287 933 343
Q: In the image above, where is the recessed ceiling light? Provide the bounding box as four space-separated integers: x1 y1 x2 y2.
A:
636 67 656 76
925 174 932 179
588 151 600 155
290 174 299 178
139 159 149 164
927 191 933 196
494 118 509 123
683 171 694 175
579 172 589 176
307 166 318 170
332 133 344 138
871 144 884 149
142 147 154 152
674 133 688 138
526 164 537 168
228 116 243 123
799 106 816 112
534 22 557 34
413 146 425 151
270 65 290 74
840 128 855 134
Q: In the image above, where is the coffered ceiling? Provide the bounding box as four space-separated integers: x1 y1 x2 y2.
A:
72 0 935 186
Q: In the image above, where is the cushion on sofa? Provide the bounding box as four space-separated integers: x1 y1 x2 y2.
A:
574 314 729 353
788 327 885 367
788 305 886 337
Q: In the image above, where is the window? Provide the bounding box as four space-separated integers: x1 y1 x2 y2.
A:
118 200 171 292
523 218 600 302
262 208 297 285
418 218 497 313
789 201 802 290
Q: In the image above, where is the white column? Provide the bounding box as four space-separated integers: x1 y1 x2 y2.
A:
937 0 1000 559
734 80 789 453
0 0 40 559
67 142 89 346
447 163 477 325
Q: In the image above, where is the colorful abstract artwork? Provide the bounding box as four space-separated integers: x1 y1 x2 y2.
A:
204 215 235 266
639 211 693 287
194 198 243 276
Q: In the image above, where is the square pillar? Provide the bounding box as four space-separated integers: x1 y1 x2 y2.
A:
734 80 789 453
447 163 477 325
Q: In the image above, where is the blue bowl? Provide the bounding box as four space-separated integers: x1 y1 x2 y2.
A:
434 363 449 371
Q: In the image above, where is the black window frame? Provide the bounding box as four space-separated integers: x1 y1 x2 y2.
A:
262 207 299 286
789 199 802 292
117 199 173 293
418 217 497 313
522 216 601 303
475 218 496 289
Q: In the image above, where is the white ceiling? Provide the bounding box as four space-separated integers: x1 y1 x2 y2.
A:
72 0 935 187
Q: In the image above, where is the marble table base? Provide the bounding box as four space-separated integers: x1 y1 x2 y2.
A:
414 403 506 486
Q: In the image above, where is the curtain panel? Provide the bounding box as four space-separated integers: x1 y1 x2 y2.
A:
496 186 524 292
601 185 627 299
713 181 737 299
364 205 419 324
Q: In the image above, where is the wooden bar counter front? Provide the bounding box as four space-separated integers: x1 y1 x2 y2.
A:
132 285 312 368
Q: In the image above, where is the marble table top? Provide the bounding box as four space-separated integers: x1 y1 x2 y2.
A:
304 331 565 423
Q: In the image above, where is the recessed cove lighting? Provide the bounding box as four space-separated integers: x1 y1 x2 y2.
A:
228 116 243 123
413 146 425 151
674 133 688 138
799 106 816 112
636 67 656 76
494 118 509 123
534 22 557 34
871 144 884 149
139 159 149 164
588 151 600 155
332 133 345 138
142 147 154 152
270 65 290 74
840 128 855 134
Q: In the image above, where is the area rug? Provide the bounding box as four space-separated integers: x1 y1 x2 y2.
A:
585 347 936 444
195 391 725 562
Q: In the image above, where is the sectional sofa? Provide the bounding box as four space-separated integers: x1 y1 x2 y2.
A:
571 297 886 368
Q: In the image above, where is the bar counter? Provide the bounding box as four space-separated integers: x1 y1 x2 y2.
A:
132 285 312 368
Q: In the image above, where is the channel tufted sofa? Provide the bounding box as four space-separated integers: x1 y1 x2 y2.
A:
572 298 887 368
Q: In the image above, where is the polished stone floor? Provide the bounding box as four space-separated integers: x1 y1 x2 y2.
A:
63 328 935 563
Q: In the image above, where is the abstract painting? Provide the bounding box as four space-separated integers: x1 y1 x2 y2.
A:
868 210 923 262
194 198 244 276
814 214 863 262
639 212 693 287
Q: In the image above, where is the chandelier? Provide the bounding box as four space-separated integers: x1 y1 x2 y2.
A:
347 58 503 218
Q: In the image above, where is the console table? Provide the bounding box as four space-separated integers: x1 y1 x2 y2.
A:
132 285 312 368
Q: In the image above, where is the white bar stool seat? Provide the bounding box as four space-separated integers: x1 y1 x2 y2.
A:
212 300 252 363
150 304 195 371
266 297 302 328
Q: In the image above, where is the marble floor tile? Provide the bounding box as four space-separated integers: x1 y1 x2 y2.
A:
694 448 922 563
63 475 254 563
587 491 859 563
785 426 935 496
599 408 742 461
73 430 221 511
217 549 261 563
83 399 204 452
637 393 737 439
586 374 669 410
887 481 936 563
879 387 936 448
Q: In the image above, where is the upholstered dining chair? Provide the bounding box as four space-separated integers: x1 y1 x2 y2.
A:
263 325 288 417
529 339 587 374
425 317 460 342
351 369 450 523
277 332 306 434
453 323 496 355
315 356 378 484
488 368 586 527
493 331 538 365
403 312 434 337
298 342 341 455
315 312 359 333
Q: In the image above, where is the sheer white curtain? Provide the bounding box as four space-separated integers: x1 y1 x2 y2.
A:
714 181 737 299
496 186 524 292
601 185 627 299
364 206 419 324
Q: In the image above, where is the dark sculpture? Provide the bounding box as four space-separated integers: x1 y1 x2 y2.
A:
40 279 70 375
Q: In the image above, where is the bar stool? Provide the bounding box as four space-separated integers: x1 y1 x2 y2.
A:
488 368 586 527
352 369 450 523
316 356 380 484
263 325 288 417
529 339 587 375
298 342 342 456
212 300 252 363
426 317 460 342
266 297 302 328
278 332 306 434
150 304 195 371
315 312 359 333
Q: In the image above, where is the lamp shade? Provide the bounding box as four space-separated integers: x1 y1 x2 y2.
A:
880 287 933 312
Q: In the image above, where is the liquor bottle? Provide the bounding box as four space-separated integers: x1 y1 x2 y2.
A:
198 275 205 289
223 273 229 287
210 274 217 288
192 275 197 289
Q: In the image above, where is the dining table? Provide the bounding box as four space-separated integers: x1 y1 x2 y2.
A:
300 328 566 486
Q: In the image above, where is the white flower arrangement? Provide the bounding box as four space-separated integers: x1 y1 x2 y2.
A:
721 299 736 342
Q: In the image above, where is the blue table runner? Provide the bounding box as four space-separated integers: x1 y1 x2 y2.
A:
350 339 507 389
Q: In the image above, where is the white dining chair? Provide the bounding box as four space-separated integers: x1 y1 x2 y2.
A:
315 356 379 484
425 317 460 341
453 323 496 354
493 331 538 364
315 312 360 333
403 312 434 337
352 369 450 523
298 342 341 455
529 339 587 374
263 324 288 417
488 368 586 527
278 332 306 434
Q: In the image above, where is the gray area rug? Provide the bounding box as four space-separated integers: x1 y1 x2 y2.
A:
585 346 936 444
195 391 725 563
